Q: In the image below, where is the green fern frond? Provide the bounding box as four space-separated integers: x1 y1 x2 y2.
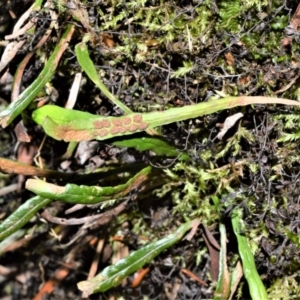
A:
277 132 300 142
127 0 147 9
135 52 146 63
53 0 66 12
171 61 194 78
145 9 154 25
274 114 300 129
190 7 213 36
136 42 147 52
103 10 127 29
218 1 241 32
242 0 268 11
216 124 255 159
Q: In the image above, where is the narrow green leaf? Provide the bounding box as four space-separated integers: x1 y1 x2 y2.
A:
0 24 74 128
77 220 197 295
26 167 151 204
75 41 132 114
214 223 230 300
32 96 300 142
113 137 190 160
32 104 98 126
232 209 268 300
229 261 243 300
0 229 26 254
0 196 51 242
33 0 43 9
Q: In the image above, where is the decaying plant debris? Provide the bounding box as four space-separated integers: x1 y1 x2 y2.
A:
1 0 300 299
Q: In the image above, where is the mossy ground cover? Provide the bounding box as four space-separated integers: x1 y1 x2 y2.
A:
1 0 300 298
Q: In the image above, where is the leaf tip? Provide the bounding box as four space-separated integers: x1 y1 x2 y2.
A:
0 115 10 128
77 280 95 295
25 179 35 190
